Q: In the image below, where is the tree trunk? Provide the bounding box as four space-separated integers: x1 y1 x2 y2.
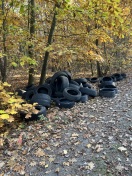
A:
39 6 57 85
95 36 102 77
90 61 94 76
0 0 7 82
28 0 35 86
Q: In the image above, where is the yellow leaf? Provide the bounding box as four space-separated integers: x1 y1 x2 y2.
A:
7 109 17 115
0 110 6 114
0 85 4 91
3 82 11 87
0 114 9 119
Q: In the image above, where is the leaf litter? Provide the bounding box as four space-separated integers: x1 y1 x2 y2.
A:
0 73 132 175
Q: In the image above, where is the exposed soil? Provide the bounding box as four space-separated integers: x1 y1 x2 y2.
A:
0 73 132 176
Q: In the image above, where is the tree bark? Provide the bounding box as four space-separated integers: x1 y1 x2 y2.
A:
0 0 7 82
39 6 57 85
28 0 35 86
95 38 102 77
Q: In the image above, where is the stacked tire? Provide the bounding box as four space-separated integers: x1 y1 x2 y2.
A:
17 71 126 120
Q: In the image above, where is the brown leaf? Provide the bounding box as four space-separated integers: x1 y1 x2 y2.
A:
71 133 79 137
30 161 37 166
35 148 46 157
63 162 70 166
55 167 60 173
49 157 55 163
25 113 32 119
17 133 23 146
13 164 25 174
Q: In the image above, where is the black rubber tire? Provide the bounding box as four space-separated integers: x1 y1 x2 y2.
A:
55 98 75 108
69 83 80 90
121 73 126 79
82 83 92 88
30 93 51 108
62 70 72 81
45 77 52 84
23 90 36 101
20 105 46 121
99 88 116 98
25 84 36 91
16 89 26 97
111 76 116 82
77 94 88 103
55 76 69 92
79 87 97 97
90 77 98 83
74 78 87 84
103 85 118 94
112 73 123 81
85 78 91 81
35 83 52 96
101 76 113 85
54 91 64 98
63 87 81 101
70 80 80 86
50 71 68 85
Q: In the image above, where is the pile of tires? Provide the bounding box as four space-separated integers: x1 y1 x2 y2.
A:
97 73 126 98
49 71 97 108
17 71 126 120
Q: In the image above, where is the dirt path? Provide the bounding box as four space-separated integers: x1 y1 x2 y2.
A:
0 74 132 176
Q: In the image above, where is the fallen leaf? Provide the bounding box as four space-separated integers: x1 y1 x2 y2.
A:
25 113 32 119
71 133 79 137
0 138 4 146
45 164 49 168
0 161 5 169
95 144 103 152
39 161 45 166
63 162 70 166
86 143 92 148
30 161 37 166
85 162 95 170
17 133 23 146
35 148 45 157
63 150 68 155
118 146 127 152
55 167 60 173
13 164 25 174
49 157 55 163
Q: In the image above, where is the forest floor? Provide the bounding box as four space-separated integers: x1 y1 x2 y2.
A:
0 71 132 176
